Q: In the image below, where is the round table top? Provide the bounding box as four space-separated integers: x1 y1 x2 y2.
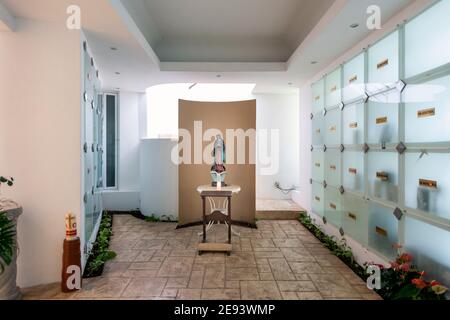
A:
197 185 241 194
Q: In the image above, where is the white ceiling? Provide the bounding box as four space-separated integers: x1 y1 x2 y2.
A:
1 0 425 93
131 0 334 62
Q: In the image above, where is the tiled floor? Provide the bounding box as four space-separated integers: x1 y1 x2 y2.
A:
22 214 381 300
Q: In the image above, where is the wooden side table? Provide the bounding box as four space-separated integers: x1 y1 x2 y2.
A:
196 185 241 255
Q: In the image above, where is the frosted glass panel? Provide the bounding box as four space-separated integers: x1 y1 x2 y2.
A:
405 0 450 78
367 31 399 95
312 79 325 114
324 108 341 146
325 150 341 188
343 195 368 245
405 152 450 220
312 150 324 182
405 217 450 288
368 99 399 144
404 74 450 143
368 151 398 203
312 182 325 217
368 202 398 259
325 188 342 228
342 150 364 193
325 68 342 108
343 52 365 102
312 113 324 146
343 102 365 145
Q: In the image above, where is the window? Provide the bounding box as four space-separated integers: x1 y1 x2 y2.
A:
104 93 118 188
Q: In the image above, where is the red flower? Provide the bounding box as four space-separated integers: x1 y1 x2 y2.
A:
390 261 400 269
412 278 428 289
399 253 413 262
399 263 410 272
418 271 426 277
430 280 441 286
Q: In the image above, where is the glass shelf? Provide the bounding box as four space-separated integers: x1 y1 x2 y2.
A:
312 181 325 217
405 216 450 288
343 102 365 145
342 194 368 245
343 52 365 103
325 149 341 188
312 112 325 146
312 78 325 114
342 150 364 193
325 187 342 228
405 0 450 79
367 98 399 144
368 201 399 259
405 152 450 220
312 150 325 182
367 31 399 95
325 68 342 108
324 108 341 146
404 74 450 143
368 151 399 203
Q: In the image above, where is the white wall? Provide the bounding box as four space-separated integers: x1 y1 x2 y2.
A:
0 19 81 288
102 91 145 211
256 93 299 200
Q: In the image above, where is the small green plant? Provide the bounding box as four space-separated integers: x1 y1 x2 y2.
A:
145 214 177 223
0 176 15 274
145 214 160 222
84 212 116 277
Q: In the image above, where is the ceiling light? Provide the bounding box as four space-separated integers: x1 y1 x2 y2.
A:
288 82 293 86
311 61 318 65
110 47 118 51
115 72 121 75
216 74 222 78
350 23 359 29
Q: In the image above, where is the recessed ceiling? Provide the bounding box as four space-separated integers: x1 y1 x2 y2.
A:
128 0 335 62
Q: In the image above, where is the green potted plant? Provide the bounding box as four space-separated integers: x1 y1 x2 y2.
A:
0 176 22 300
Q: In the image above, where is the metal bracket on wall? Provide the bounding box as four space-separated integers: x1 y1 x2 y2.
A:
310 178 313 185
323 145 327 152
83 142 88 153
396 142 407 154
339 227 345 236
323 181 327 188
340 144 345 152
393 207 403 220
363 143 370 153
83 193 87 204
311 113 314 120
322 108 327 116
339 186 345 194
322 216 327 224
339 102 345 111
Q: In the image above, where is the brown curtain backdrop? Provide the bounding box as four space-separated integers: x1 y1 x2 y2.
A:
178 99 256 226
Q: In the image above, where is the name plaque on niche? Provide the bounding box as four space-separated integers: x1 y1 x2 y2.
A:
417 107 435 118
348 168 357 175
315 95 321 101
330 165 336 171
330 85 337 92
315 162 321 168
377 59 389 69
329 203 337 210
348 212 357 220
376 116 388 125
376 171 389 181
329 125 337 132
316 128 321 134
419 178 437 189
349 75 358 84
375 226 388 237
349 122 358 129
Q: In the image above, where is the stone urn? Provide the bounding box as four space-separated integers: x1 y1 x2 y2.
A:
0 199 22 300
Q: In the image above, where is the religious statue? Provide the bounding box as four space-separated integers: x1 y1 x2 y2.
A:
211 134 227 187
